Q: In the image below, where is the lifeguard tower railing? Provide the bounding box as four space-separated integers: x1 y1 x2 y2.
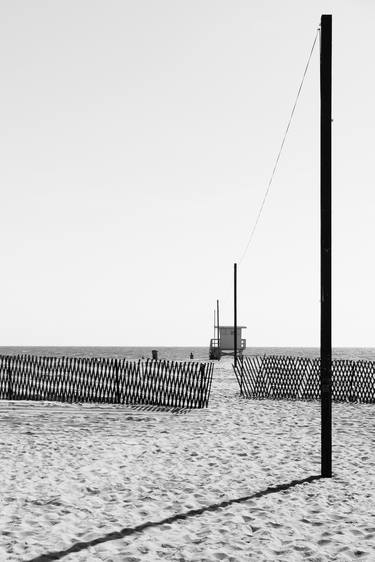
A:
210 338 246 350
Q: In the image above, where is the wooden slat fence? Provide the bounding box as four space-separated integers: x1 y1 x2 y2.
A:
0 355 214 409
233 355 375 403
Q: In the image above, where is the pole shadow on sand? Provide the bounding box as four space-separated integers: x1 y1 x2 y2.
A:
27 474 322 562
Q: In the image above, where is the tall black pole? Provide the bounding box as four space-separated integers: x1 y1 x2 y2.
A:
234 263 238 367
320 14 332 478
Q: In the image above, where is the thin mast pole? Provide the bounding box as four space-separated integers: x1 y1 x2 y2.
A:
320 14 332 478
214 309 216 339
216 299 220 349
234 263 238 367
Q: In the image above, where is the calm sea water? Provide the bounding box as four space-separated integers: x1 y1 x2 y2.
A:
0 346 375 362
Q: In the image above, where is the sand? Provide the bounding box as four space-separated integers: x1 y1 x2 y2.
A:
1 359 375 561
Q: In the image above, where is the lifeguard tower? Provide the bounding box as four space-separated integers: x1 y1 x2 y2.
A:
209 325 246 360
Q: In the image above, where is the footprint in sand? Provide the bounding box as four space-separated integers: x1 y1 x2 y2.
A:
214 552 229 560
354 550 369 558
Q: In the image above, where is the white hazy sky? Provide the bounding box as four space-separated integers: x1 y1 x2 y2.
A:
0 0 374 347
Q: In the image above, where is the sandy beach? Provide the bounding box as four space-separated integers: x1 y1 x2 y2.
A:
1 358 375 561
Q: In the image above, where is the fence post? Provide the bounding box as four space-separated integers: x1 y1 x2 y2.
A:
349 361 356 403
7 357 13 400
199 363 205 408
240 355 244 396
115 359 121 404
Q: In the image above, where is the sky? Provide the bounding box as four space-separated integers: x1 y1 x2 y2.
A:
0 0 374 347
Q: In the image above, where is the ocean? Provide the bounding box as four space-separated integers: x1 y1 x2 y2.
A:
0 346 375 362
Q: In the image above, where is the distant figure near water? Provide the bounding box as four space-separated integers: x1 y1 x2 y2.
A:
190 352 194 360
